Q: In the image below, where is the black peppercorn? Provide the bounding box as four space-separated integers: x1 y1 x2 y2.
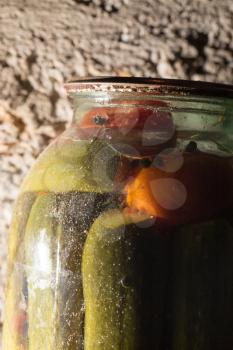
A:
140 158 152 168
93 115 107 125
185 141 198 152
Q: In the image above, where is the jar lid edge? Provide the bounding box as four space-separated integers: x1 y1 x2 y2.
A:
64 77 233 98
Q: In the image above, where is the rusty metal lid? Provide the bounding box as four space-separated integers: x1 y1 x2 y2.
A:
64 77 233 98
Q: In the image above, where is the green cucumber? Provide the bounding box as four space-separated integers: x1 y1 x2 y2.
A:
21 139 121 194
172 219 233 350
2 192 36 350
82 209 151 350
24 194 59 350
24 191 118 350
56 191 117 349
24 193 87 350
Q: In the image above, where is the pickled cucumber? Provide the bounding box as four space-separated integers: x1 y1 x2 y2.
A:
24 194 59 350
2 192 36 350
172 219 233 350
82 210 151 350
56 191 118 350
22 191 118 350
21 139 121 194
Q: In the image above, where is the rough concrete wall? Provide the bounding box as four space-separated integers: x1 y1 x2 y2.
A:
0 0 233 341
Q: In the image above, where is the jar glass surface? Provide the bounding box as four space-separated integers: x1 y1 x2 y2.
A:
2 77 233 350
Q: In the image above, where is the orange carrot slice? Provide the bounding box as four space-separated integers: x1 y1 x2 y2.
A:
125 152 232 226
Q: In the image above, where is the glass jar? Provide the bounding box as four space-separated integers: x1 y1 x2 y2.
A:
2 77 233 350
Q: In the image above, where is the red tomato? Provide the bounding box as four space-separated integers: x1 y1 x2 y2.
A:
79 99 172 131
77 99 176 156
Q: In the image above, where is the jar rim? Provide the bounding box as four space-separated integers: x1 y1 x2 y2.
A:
64 76 233 98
